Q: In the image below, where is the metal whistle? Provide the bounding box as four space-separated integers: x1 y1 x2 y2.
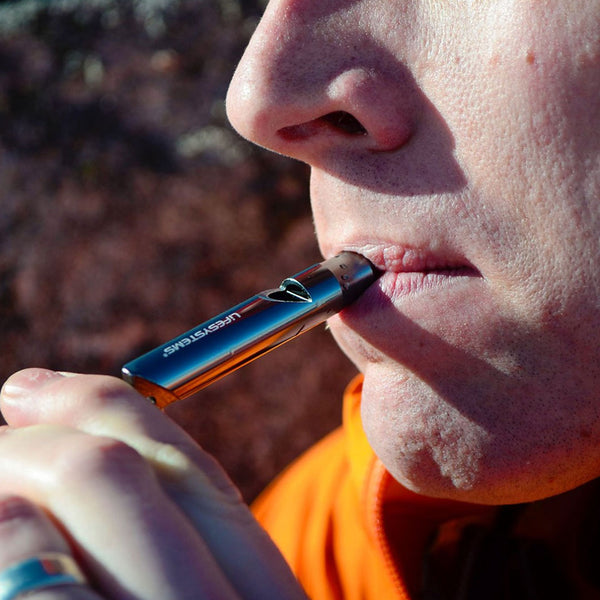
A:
121 252 379 408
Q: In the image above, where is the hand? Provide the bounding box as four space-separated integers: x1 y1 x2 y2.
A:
0 369 306 599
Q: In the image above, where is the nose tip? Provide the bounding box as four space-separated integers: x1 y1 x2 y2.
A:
225 58 280 152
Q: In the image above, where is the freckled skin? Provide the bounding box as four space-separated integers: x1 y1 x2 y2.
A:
227 0 600 504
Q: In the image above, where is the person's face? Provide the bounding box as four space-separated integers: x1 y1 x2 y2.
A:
226 0 600 505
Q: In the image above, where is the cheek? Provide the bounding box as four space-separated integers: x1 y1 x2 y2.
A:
446 11 600 304
444 2 600 200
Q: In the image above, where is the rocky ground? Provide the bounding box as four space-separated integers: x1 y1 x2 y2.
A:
0 0 359 501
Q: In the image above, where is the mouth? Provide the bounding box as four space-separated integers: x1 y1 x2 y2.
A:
325 244 492 370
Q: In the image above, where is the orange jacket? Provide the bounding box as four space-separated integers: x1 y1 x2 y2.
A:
252 375 489 600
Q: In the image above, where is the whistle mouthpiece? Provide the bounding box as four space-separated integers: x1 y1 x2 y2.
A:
121 251 379 408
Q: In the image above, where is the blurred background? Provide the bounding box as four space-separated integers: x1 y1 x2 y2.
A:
0 0 359 502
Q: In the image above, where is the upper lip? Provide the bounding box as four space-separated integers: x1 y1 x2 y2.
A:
330 242 481 276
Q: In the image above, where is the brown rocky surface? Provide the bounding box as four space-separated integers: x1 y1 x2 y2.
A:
0 0 359 502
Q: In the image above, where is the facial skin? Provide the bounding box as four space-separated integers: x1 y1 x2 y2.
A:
226 1 600 505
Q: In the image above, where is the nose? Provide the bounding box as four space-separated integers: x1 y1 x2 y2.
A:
226 0 418 165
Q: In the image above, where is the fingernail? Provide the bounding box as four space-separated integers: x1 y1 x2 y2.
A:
0 369 64 400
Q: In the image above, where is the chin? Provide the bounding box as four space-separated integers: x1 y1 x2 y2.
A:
389 463 600 506
372 427 600 506
359 365 600 506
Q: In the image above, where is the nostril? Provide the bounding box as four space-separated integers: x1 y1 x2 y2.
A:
278 110 367 142
321 111 367 136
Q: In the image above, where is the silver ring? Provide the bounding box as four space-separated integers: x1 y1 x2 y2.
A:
0 552 88 600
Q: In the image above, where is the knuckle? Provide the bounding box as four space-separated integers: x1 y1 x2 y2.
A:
0 495 71 567
51 435 149 491
57 374 138 409
0 494 39 526
33 373 139 419
83 374 138 405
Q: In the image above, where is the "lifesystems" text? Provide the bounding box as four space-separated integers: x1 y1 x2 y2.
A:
162 312 242 357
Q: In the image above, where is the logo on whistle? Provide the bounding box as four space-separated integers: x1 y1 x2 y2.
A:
162 312 242 357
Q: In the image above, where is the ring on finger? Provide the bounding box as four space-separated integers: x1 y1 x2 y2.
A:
0 552 88 600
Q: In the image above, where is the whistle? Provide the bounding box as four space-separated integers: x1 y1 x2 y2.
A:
121 252 379 408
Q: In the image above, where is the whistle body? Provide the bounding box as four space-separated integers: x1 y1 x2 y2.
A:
122 252 379 408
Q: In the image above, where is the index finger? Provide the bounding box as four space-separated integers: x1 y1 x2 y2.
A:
1 369 232 495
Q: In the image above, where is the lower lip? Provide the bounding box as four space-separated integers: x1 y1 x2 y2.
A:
333 265 487 366
343 267 483 321
381 267 481 297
